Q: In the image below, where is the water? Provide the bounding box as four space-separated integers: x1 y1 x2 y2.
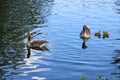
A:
0 0 120 80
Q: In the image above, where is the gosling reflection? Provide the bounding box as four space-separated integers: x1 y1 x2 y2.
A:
80 25 91 49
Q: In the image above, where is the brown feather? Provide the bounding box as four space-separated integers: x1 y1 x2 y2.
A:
80 25 91 40
27 32 48 50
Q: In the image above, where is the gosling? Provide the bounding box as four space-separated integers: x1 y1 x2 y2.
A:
95 31 101 36
95 31 101 38
103 31 109 38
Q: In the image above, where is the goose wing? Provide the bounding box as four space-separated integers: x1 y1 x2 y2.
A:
30 40 48 48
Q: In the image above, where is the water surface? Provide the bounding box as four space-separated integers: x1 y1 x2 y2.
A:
0 0 120 80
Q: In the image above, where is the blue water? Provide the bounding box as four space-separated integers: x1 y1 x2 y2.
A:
0 0 120 80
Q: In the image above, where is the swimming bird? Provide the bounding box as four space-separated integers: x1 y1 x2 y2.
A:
27 32 48 50
103 31 109 38
80 25 91 41
95 31 101 38
80 25 91 49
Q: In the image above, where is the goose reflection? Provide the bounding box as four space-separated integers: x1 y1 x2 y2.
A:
80 25 91 49
27 46 31 58
27 46 48 58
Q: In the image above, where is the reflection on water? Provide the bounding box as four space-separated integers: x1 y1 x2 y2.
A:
111 50 120 78
0 0 120 80
115 0 120 14
27 46 31 58
111 0 120 78
27 46 49 58
0 0 53 79
81 40 88 49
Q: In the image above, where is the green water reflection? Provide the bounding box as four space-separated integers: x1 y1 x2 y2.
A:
0 0 54 79
0 0 120 80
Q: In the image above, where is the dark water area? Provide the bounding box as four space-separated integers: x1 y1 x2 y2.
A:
0 0 120 80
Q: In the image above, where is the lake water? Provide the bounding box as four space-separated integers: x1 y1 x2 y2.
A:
0 0 120 80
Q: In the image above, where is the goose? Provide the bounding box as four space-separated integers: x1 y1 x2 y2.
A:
103 31 109 38
95 31 101 38
80 25 91 49
27 32 48 50
103 31 109 37
95 31 101 36
80 25 91 41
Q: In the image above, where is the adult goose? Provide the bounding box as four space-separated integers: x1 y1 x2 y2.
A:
27 32 48 50
80 25 91 40
80 25 91 49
